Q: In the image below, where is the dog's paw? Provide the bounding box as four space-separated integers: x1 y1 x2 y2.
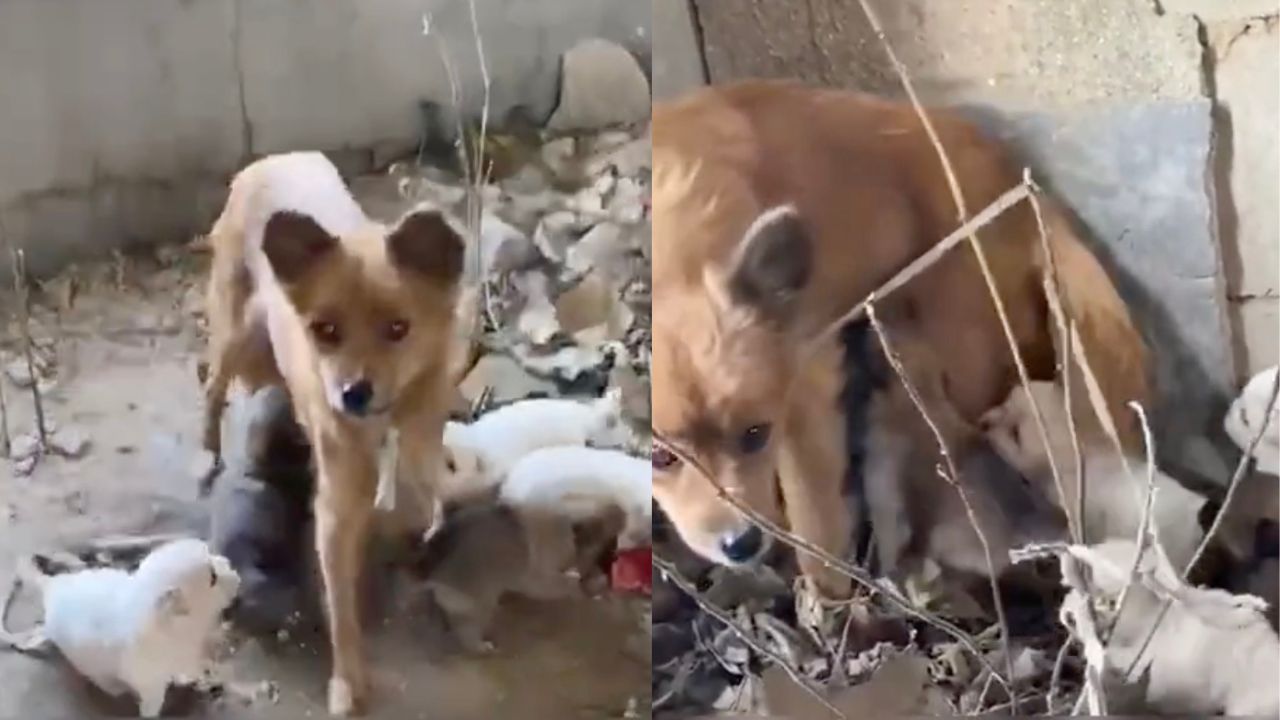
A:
327 676 366 717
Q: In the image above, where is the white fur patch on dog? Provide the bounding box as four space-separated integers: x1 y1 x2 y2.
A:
499 445 652 549
34 539 240 717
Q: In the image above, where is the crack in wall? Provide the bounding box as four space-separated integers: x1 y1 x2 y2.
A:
231 0 254 160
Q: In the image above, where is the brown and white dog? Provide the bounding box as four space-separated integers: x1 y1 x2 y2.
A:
649 80 1150 599
201 151 465 715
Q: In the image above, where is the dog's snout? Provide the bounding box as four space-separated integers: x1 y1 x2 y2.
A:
341 380 374 415
720 525 765 564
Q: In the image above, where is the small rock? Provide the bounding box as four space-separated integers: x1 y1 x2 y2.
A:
567 222 628 278
10 433 40 461
50 427 91 459
585 136 652 179
533 211 580 264
555 275 615 333
607 177 646 224
13 455 37 477
547 39 650 132
479 213 538 276
540 137 577 178
460 355 557 405
4 359 34 388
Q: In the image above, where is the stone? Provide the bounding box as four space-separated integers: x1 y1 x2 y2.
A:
50 426 91 459
567 222 629 279
4 358 33 389
540 137 578 179
479 213 538 276
547 39 651 132
460 354 558 405
533 211 581 264
607 177 647 224
555 275 616 334
10 433 39 461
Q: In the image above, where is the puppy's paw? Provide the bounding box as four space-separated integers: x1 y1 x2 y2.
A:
327 676 367 717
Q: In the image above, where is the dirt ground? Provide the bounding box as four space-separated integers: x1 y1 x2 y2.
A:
0 229 650 718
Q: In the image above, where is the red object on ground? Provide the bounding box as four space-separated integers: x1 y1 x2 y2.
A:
609 546 652 595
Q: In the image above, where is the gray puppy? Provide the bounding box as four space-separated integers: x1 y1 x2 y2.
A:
209 385 315 635
409 500 624 654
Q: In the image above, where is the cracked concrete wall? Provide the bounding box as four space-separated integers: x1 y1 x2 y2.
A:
683 0 1278 487
0 0 650 278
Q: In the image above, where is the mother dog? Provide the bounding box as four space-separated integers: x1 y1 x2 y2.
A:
650 80 1150 598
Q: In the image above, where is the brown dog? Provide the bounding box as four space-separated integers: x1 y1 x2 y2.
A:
201 151 465 715
649 81 1150 599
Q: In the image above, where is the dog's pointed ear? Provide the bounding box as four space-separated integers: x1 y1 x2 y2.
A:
706 204 812 328
156 587 191 619
387 205 466 286
262 211 339 284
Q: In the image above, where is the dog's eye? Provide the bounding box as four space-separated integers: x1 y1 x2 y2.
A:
445 458 457 473
386 319 410 342
310 320 341 345
738 424 771 454
652 444 679 471
208 566 218 587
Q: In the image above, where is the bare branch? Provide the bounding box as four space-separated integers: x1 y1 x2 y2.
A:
654 554 846 719
865 303 1018 713
650 428 1013 695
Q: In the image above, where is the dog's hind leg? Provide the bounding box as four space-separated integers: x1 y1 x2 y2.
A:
313 439 377 717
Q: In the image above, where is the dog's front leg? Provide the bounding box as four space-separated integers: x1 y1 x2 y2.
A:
395 414 446 536
314 436 377 717
776 395 855 600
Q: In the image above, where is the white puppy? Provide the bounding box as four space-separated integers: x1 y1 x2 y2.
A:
499 445 652 549
441 388 632 499
982 381 1206 571
1224 365 1279 476
2 538 240 717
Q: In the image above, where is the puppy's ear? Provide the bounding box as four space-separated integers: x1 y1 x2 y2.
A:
156 587 191 619
387 205 466 286
262 211 339 284
706 205 812 328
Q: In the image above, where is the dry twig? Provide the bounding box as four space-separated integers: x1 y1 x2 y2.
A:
8 248 47 449
650 428 1013 695
654 554 846 719
865 302 1018 712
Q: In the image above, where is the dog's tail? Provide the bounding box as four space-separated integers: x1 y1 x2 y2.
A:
1034 204 1151 452
0 555 53 654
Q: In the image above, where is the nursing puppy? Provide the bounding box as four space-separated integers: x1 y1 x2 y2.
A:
210 385 315 636
499 445 653 550
441 388 632 499
201 151 466 715
408 501 625 655
650 81 1149 598
1 539 239 718
981 381 1206 571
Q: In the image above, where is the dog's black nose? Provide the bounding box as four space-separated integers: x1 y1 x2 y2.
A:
720 525 764 564
341 380 374 415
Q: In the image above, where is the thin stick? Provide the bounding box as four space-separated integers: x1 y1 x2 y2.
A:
850 0 1072 545
1123 368 1280 680
1025 183 1088 544
1045 637 1075 715
809 182 1032 347
866 303 1018 713
0 355 10 458
654 554 846 719
651 428 1013 694
1108 401 1158 642
9 248 47 447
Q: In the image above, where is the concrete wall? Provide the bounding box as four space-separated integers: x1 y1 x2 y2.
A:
670 0 1278 486
0 0 650 277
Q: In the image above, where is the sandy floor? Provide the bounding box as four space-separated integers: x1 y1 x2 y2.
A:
0 244 650 718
